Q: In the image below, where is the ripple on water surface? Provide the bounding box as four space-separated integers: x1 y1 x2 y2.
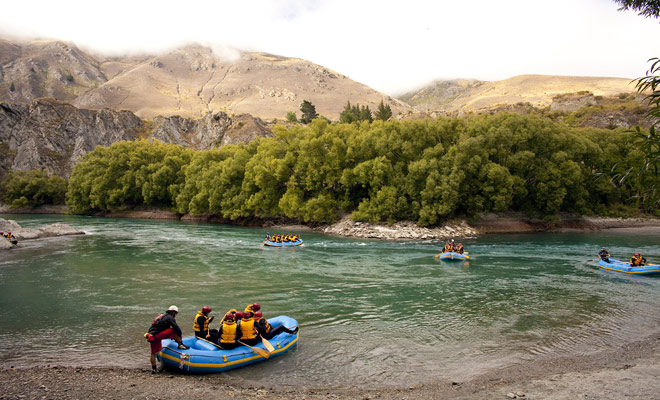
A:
1 215 660 388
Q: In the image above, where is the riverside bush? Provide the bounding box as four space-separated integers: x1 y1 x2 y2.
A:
66 114 656 224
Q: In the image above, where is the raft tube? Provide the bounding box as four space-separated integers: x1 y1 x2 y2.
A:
263 239 303 247
434 251 469 261
157 315 299 373
598 258 660 275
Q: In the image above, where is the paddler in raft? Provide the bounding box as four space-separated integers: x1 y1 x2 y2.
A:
598 247 611 263
208 311 242 350
255 310 298 339
193 306 214 338
630 252 647 266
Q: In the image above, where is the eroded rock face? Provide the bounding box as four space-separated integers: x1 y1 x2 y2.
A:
0 100 272 179
0 99 143 178
150 111 271 150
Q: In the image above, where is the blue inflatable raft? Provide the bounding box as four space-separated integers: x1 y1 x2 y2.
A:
598 258 660 275
263 239 303 247
434 251 469 261
157 316 299 373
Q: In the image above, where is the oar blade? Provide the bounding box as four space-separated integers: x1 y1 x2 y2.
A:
262 336 275 352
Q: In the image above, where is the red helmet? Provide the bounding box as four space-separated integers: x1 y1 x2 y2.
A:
234 311 244 319
224 312 234 321
254 311 263 319
243 311 253 318
201 306 212 313
635 253 641 256
251 302 261 311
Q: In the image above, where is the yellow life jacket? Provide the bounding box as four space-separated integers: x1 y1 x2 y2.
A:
220 321 238 343
631 255 643 266
244 304 255 313
193 311 210 333
239 317 257 340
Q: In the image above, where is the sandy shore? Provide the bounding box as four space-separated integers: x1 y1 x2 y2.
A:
2 330 658 400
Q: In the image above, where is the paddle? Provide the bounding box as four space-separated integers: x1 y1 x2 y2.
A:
238 340 270 358
261 335 275 352
197 336 223 349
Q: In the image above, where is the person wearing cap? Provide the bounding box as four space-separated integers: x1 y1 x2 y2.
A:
630 252 646 266
254 310 298 340
598 247 610 263
144 305 189 374
216 311 242 349
193 306 215 338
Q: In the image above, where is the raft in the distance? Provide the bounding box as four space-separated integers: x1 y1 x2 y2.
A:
598 258 660 275
263 238 303 247
157 316 299 373
434 251 469 261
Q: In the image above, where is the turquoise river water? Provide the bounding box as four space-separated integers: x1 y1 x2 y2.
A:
1 214 660 389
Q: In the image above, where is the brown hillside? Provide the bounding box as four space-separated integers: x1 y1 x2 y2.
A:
400 75 638 113
73 45 409 120
0 40 106 103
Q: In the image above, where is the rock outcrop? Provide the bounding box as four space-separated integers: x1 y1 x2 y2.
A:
0 99 143 178
319 215 477 240
0 217 84 249
0 99 271 179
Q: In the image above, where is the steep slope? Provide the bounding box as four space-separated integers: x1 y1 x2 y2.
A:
0 40 107 103
0 99 271 179
400 75 637 113
74 45 410 120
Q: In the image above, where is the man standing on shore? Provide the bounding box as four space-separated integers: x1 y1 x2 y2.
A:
144 305 189 374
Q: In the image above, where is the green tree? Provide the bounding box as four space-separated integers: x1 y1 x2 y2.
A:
614 0 660 18
340 101 357 123
374 100 393 121
286 111 298 122
1 170 67 208
609 0 660 211
299 100 318 124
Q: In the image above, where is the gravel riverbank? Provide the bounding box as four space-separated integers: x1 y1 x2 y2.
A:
2 330 659 400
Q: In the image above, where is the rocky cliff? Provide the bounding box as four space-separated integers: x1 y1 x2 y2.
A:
0 99 271 179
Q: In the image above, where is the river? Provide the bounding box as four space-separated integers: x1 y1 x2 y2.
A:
1 214 659 389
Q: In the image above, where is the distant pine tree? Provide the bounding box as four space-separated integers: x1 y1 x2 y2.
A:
300 100 318 124
374 100 393 121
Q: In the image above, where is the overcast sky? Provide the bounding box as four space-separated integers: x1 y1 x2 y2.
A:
1 0 658 95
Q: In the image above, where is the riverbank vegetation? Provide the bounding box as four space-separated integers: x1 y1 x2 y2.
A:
0 170 67 208
59 113 658 225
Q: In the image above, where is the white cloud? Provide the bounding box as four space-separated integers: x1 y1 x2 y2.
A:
1 0 658 94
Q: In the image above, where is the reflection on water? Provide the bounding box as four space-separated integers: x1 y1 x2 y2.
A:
1 214 660 388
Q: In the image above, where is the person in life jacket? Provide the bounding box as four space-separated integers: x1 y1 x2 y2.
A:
630 252 646 266
598 247 610 263
238 310 260 346
456 243 464 254
213 312 242 350
144 305 189 374
244 302 260 314
254 310 298 340
193 306 215 338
